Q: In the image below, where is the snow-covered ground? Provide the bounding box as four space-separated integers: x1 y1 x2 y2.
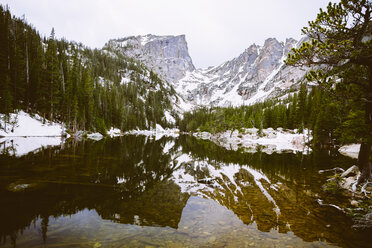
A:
339 144 360 159
193 128 311 154
0 111 65 137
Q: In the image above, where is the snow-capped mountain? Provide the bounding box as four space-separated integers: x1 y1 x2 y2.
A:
176 38 309 109
107 35 309 111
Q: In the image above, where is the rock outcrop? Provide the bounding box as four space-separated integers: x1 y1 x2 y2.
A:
105 34 195 83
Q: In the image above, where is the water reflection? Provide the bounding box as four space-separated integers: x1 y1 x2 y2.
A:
0 135 370 247
0 136 63 157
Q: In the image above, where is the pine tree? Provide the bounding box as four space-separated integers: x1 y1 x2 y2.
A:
81 67 95 130
67 49 80 131
0 6 12 120
44 28 61 120
0 75 13 130
286 0 372 181
297 83 307 132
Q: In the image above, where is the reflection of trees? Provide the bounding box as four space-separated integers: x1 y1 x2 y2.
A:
178 135 355 184
1 135 370 248
177 135 370 247
0 136 188 246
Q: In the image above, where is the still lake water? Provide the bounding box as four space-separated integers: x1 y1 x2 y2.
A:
0 135 371 247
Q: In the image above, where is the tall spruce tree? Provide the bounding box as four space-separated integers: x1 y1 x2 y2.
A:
286 0 372 181
0 6 12 121
44 28 61 120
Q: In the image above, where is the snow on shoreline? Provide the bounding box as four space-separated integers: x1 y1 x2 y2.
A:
0 111 181 155
0 111 68 156
0 111 65 137
193 128 311 154
339 144 360 159
124 124 180 139
107 127 122 137
0 111 311 156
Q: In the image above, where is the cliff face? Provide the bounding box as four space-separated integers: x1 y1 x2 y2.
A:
106 34 195 84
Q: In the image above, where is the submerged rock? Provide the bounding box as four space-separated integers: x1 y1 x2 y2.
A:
7 182 39 192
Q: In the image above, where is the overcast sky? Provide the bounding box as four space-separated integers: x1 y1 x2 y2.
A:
0 0 336 68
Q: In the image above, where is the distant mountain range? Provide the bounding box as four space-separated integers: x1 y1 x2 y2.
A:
106 34 310 111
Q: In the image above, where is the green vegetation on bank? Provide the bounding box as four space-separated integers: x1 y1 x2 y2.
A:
179 83 364 148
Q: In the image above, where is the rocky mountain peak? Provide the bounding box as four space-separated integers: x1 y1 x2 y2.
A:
106 34 195 83
284 38 298 55
238 44 260 65
174 37 306 110
263 37 280 46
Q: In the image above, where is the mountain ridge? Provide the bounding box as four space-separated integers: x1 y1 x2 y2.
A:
109 34 308 111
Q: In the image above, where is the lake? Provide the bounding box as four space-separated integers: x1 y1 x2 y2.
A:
0 135 370 247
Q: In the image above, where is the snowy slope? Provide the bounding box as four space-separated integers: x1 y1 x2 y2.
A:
0 111 65 137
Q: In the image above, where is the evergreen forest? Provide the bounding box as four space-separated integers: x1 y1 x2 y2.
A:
179 82 365 149
0 5 177 134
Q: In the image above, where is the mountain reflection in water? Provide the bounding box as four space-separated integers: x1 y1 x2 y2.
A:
0 135 370 247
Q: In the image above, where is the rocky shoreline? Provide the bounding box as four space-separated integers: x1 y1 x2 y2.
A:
193 127 311 154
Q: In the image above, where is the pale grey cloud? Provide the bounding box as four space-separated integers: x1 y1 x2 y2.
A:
0 0 336 68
